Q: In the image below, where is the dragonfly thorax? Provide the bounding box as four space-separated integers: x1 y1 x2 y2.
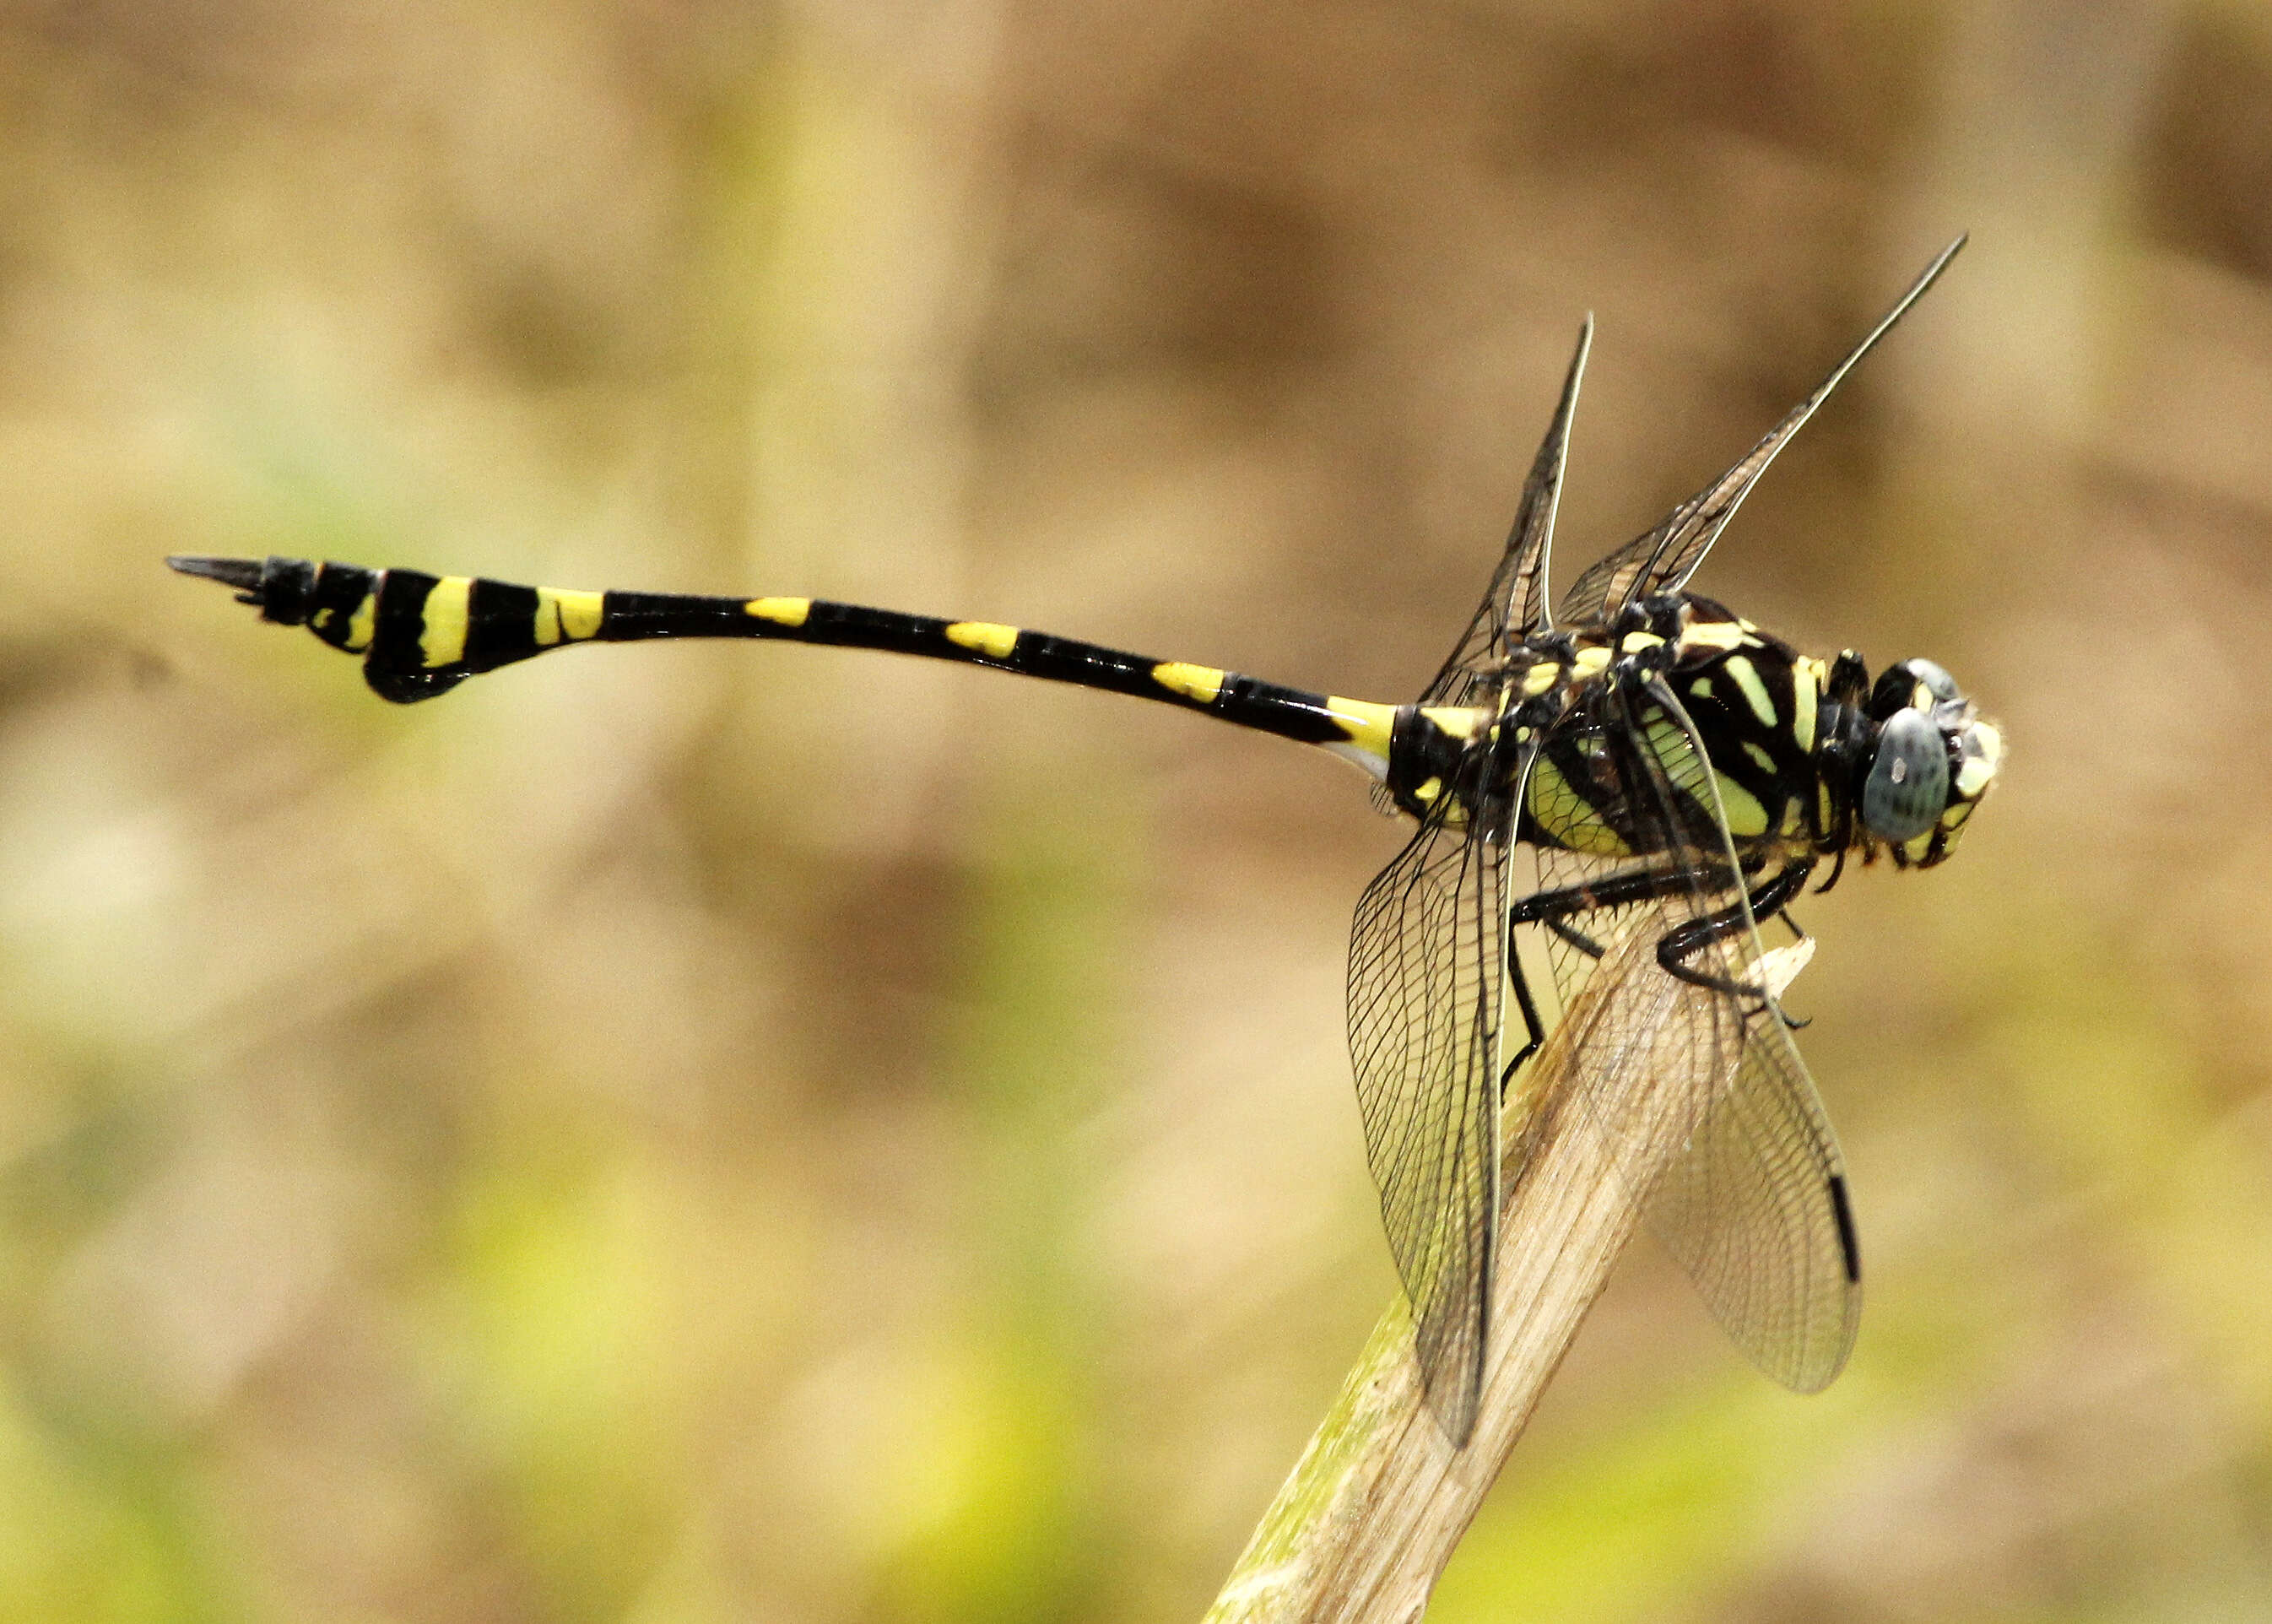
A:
1381 593 1999 876
1346 240 1981 1442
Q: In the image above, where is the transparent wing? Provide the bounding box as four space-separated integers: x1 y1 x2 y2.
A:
1517 677 1858 1389
1643 974 1858 1390
1555 237 1964 626
1346 745 1518 1443
1413 319 1593 709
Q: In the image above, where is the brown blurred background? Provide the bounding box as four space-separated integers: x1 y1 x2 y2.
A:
3 1 2269 1619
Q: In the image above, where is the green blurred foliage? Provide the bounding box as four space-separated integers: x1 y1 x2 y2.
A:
4 0 2272 1619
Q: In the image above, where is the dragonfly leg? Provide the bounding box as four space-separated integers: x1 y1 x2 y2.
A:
1504 867 1720 1096
1510 859 1737 934
1510 855 1816 1032
1499 956 1551 1101
1655 860 1816 1016
1545 914 1606 958
1515 858 1734 967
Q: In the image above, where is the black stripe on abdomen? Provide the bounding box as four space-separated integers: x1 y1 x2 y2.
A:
461 578 541 669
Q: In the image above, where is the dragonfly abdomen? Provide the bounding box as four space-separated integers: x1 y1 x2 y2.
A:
167 555 1409 775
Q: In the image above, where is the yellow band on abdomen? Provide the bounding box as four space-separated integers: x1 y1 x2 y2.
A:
536 587 605 646
1152 662 1225 704
746 597 811 627
945 621 1020 659
420 576 473 668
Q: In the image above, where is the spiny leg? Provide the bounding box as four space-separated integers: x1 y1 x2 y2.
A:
1499 954 1551 1101
1506 856 1818 1022
1498 855 1740 1096
1654 859 1815 1017
1508 858 1741 934
1546 914 1606 958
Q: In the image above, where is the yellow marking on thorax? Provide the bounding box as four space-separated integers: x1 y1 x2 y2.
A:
1742 741 1777 775
1712 773 1770 837
1526 755 1629 857
1327 696 1398 762
536 587 605 646
1522 662 1561 696
946 621 1020 659
1151 662 1225 704
344 591 377 653
1679 619 1750 652
1635 710 1691 768
1570 644 1612 679
1620 631 1664 653
419 576 473 668
1723 656 1777 726
1792 656 1825 752
1418 705 1483 739
1956 721 2003 798
746 597 811 628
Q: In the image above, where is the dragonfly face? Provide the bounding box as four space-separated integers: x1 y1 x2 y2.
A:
1851 654 2002 868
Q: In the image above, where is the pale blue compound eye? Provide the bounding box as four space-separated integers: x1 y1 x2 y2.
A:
1864 709 1949 842
1903 658 1960 706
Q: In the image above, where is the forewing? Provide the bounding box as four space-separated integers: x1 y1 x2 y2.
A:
1346 768 1512 1443
1415 320 1593 708
1555 238 1964 625
1517 676 1858 1389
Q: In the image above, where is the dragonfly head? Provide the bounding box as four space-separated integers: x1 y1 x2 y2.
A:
1857 658 1999 868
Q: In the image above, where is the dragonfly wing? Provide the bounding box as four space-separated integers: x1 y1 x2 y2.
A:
1415 319 1593 709
1555 237 1964 625
1514 674 1858 1389
1346 750 1520 1443
1643 972 1859 1391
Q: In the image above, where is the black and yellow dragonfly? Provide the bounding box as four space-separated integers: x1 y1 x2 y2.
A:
172 239 1999 1444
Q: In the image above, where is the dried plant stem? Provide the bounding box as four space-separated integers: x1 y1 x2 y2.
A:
1204 938 1814 1624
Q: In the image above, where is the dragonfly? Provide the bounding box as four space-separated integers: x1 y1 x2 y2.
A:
171 238 1999 1444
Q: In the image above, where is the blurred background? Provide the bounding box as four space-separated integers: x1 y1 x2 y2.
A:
2 0 2268 1619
